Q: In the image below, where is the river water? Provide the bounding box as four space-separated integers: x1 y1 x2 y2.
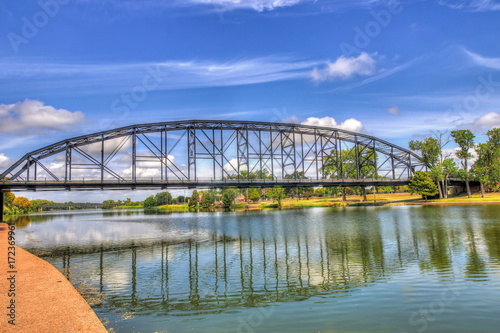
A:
10 205 500 333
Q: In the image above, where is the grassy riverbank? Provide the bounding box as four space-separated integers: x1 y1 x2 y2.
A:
149 192 500 212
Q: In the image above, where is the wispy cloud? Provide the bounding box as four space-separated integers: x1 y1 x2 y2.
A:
462 48 500 69
439 0 500 11
185 0 305 12
75 0 402 14
0 57 319 96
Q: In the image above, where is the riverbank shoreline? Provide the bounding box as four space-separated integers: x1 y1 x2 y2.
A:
0 223 108 333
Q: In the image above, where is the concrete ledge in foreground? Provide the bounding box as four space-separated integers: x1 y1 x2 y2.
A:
0 223 108 333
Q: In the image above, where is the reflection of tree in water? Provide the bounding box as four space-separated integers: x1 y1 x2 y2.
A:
416 207 454 275
7 213 59 228
464 221 488 281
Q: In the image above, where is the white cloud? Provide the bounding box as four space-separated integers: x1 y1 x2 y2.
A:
311 52 377 82
187 0 304 11
463 48 500 69
0 100 85 135
223 158 247 173
439 0 500 11
301 116 364 133
470 111 500 130
0 153 10 169
387 106 402 115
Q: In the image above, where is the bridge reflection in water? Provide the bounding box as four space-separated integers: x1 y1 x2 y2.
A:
18 206 494 319
55 220 392 315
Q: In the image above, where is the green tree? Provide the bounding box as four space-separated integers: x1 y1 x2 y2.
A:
188 190 200 208
221 188 238 208
267 187 286 208
472 128 500 196
155 191 173 206
451 129 475 198
4 192 15 207
441 158 458 198
143 195 157 208
408 171 439 201
200 190 216 208
409 137 444 198
176 195 186 204
247 188 262 202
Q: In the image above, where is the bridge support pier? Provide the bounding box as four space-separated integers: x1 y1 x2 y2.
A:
1 192 4 222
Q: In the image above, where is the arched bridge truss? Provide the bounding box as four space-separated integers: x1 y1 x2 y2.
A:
0 120 425 191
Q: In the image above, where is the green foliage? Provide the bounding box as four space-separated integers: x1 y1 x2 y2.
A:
227 169 274 180
314 188 326 197
442 158 458 179
378 186 394 193
451 130 475 167
472 128 500 191
323 148 376 179
4 192 15 206
408 171 439 200
102 199 122 209
222 188 238 208
200 190 216 208
247 188 262 202
267 187 286 208
409 137 441 168
143 195 157 208
188 190 200 208
155 191 173 206
30 199 56 211
284 171 307 180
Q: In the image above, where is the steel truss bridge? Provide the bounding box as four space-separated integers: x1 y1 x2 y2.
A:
0 120 425 192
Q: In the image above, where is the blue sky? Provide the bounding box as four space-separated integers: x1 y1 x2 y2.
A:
1 0 500 201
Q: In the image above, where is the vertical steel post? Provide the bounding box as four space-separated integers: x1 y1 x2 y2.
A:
315 130 319 180
258 130 263 179
160 130 164 181
101 135 105 183
65 145 72 182
391 147 396 180
26 158 30 182
132 129 137 182
354 135 360 180
164 126 168 181
188 128 196 181
301 133 305 179
212 128 216 180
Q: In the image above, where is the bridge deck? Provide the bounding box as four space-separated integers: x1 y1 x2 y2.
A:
0 178 416 191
